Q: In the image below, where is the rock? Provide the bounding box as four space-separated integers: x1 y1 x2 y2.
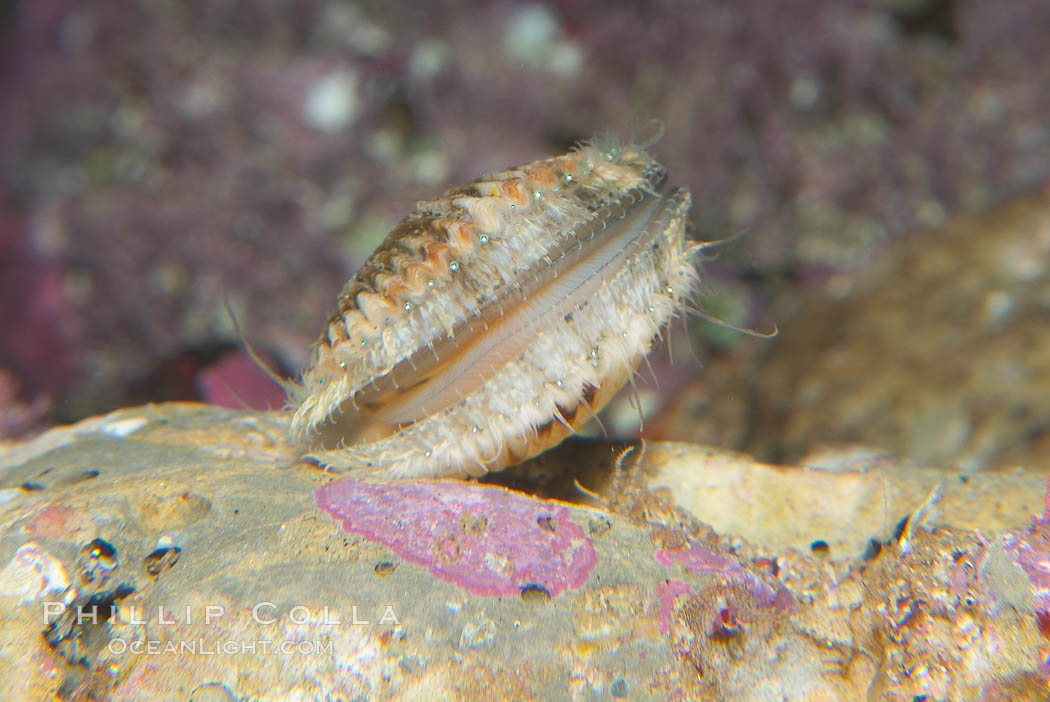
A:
652 192 1050 475
642 443 1045 559
0 403 1047 700
750 192 1050 472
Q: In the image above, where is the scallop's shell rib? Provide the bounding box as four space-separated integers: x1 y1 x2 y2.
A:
290 140 699 478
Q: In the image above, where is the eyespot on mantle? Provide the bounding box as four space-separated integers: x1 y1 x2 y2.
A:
288 134 702 479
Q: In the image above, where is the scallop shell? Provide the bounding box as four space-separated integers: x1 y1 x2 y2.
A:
289 135 700 478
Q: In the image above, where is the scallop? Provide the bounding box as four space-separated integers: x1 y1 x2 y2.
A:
289 135 700 478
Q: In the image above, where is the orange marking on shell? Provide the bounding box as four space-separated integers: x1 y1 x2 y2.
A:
473 181 503 197
423 241 452 273
499 179 532 208
383 279 408 305
442 218 476 257
528 160 574 190
356 291 396 327
402 262 432 296
371 271 398 295
526 167 556 190
552 157 578 177
454 196 503 234
326 317 349 345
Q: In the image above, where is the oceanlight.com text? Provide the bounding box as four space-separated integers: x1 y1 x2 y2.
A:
106 637 335 657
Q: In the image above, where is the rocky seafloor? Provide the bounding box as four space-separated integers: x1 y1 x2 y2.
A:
0 410 1047 700
3 0 1050 437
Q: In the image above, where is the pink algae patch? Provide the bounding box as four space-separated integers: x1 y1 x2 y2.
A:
656 579 692 634
1003 474 1050 633
314 477 598 597
655 539 793 611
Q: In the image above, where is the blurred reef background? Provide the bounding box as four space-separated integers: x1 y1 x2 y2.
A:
1 0 1049 463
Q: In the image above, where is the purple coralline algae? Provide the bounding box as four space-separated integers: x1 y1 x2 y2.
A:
652 536 794 644
314 477 598 597
1004 476 1050 635
654 539 792 610
656 579 692 635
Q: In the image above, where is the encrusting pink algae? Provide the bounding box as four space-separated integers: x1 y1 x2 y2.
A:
314 477 597 596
